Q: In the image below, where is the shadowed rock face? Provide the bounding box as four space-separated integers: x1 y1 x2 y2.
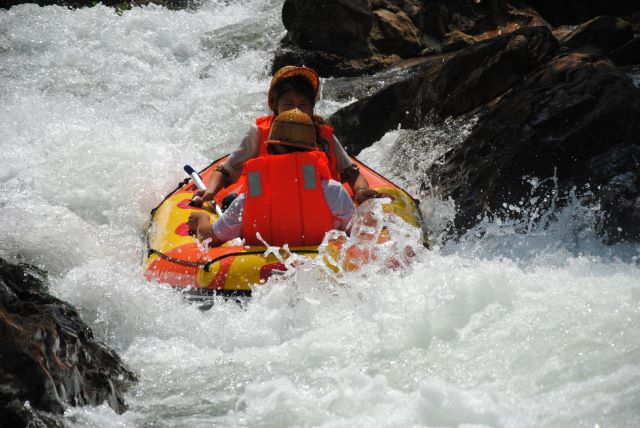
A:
329 26 559 154
316 3 640 244
609 36 640 66
426 52 640 242
0 259 137 427
430 25 559 118
272 0 548 77
274 0 395 76
282 0 374 57
561 15 633 53
524 0 640 26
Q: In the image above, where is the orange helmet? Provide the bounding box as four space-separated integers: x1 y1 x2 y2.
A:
268 66 320 111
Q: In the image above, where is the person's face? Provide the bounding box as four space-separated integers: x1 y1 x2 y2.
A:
276 90 313 116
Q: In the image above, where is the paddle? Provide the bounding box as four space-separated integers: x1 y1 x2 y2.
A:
184 165 223 216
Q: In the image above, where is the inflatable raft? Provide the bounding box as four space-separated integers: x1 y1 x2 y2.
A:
144 155 424 296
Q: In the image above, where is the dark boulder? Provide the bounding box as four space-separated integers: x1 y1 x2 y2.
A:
271 46 396 78
425 52 640 243
0 258 137 427
562 16 633 53
328 61 431 154
422 0 547 38
273 0 548 77
430 25 558 118
330 26 558 154
587 146 640 243
371 8 422 56
281 0 373 57
523 0 640 26
609 36 640 66
273 0 397 76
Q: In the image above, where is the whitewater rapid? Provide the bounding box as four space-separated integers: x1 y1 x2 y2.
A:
1 1 639 427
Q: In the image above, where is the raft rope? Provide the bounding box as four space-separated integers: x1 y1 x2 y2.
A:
147 247 319 271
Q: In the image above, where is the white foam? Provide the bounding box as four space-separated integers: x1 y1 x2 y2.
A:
2 2 640 427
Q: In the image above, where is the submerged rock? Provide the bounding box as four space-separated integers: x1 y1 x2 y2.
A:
0 258 137 427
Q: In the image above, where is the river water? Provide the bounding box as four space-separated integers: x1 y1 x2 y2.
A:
1 1 640 427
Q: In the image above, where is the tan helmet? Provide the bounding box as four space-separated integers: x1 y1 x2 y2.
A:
268 65 320 111
266 108 318 151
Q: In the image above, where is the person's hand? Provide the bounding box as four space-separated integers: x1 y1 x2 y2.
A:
187 212 210 237
354 188 394 204
354 188 378 203
190 189 215 207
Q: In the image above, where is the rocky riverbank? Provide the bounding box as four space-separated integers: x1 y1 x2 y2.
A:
273 0 640 244
0 258 137 427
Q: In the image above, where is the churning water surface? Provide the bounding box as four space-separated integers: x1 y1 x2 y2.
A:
1 1 639 427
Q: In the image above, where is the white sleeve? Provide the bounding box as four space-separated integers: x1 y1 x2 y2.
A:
332 135 355 174
321 180 355 231
211 194 246 242
221 124 261 183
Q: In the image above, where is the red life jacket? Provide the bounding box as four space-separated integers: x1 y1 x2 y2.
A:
256 115 341 181
240 151 336 247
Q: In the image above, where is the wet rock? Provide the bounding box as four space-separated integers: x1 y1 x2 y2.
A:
273 0 395 76
609 36 640 66
0 258 137 426
281 0 374 58
330 26 558 154
587 147 640 243
434 0 544 36
328 61 430 154
441 30 483 51
562 16 633 53
425 52 640 244
371 8 422 56
524 0 640 26
430 25 558 118
273 0 548 77
631 12 640 33
271 46 395 78
321 57 434 102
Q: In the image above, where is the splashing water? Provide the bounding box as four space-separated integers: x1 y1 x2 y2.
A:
2 1 640 427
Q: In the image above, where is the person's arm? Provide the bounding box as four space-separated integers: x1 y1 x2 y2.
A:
192 125 260 206
187 212 225 246
333 135 379 203
350 171 377 203
322 180 356 231
187 194 245 247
